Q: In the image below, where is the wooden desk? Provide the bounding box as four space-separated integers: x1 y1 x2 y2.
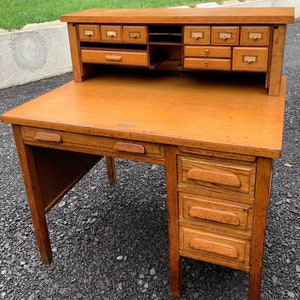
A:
1 71 287 299
1 7 294 300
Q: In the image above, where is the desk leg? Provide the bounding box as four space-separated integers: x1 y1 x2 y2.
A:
165 145 181 297
13 126 52 263
248 157 273 300
106 156 116 183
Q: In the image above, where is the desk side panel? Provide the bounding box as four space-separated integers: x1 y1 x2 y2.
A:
31 147 101 213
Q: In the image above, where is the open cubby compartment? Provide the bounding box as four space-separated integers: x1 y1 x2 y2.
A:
149 44 183 70
148 25 183 43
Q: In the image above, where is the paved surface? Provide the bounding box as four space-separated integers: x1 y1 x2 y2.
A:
0 21 299 300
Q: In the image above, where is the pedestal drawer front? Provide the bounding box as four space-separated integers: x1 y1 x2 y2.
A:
81 49 148 66
184 26 210 44
180 193 253 232
184 58 231 70
79 24 101 42
21 127 165 163
232 47 268 71
178 156 256 197
123 26 147 44
240 26 270 46
180 227 250 267
211 26 239 45
185 46 231 58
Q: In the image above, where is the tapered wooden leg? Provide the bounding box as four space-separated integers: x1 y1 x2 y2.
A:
165 145 182 297
12 126 53 263
248 157 273 300
106 156 116 183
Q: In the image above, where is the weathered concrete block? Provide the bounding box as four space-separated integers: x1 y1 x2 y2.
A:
0 22 72 89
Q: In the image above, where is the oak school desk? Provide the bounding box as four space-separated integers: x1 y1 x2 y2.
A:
0 7 294 300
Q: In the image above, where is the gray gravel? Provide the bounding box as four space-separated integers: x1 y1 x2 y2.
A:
0 21 299 300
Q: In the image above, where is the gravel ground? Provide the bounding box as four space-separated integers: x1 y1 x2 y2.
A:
0 21 299 300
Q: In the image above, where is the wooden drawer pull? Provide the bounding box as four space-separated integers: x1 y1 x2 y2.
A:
113 142 145 154
105 54 122 61
187 168 241 187
189 206 240 226
34 132 62 143
189 238 238 258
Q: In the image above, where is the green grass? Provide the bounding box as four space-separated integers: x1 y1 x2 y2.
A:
0 0 221 30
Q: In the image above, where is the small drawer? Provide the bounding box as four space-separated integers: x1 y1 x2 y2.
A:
178 156 256 198
185 46 231 58
232 47 268 71
180 227 250 267
123 26 147 44
21 127 165 163
184 26 210 44
211 26 239 45
184 58 231 70
179 193 253 232
78 24 101 42
81 49 148 66
101 25 123 43
240 26 270 46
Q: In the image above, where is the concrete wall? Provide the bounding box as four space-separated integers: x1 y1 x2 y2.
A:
0 0 298 89
0 22 72 89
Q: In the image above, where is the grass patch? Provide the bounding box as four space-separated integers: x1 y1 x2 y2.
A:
0 0 222 30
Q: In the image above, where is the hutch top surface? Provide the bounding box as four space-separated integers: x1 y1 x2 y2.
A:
60 7 295 24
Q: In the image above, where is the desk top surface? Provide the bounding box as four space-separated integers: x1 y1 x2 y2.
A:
60 7 294 24
1 72 286 158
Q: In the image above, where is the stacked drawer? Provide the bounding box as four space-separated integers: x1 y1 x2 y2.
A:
79 24 148 66
184 26 270 72
177 150 257 271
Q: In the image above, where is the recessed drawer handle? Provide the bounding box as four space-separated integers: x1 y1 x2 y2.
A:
34 132 62 143
113 142 145 154
189 238 238 258
187 168 241 187
105 55 122 61
189 206 240 226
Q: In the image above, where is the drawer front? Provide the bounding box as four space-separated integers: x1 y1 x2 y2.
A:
184 26 210 44
81 49 148 66
211 26 239 45
78 24 101 42
178 156 256 197
185 46 231 58
180 227 250 267
179 193 253 232
240 26 270 46
184 58 231 70
101 25 123 43
232 47 268 71
123 26 147 44
21 127 165 162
